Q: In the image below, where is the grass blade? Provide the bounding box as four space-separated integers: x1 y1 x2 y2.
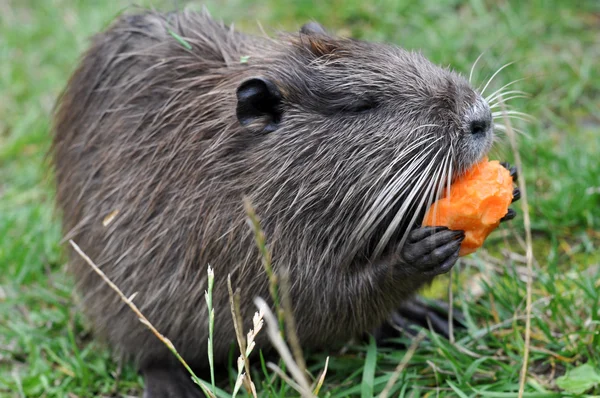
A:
361 336 378 398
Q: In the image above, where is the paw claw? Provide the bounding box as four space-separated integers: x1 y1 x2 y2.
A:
512 187 521 203
402 227 463 265
400 226 463 276
374 297 466 343
500 161 518 181
423 239 461 276
408 226 448 243
500 208 517 222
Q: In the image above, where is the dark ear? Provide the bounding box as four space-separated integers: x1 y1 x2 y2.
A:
236 77 282 134
300 21 328 36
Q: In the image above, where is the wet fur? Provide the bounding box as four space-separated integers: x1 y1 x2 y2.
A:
52 9 492 375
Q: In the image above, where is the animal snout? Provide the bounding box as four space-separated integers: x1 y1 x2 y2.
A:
467 98 493 137
469 118 490 136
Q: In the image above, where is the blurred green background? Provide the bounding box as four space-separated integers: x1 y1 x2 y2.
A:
1 0 599 396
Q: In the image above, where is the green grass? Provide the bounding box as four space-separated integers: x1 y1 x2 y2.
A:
1 0 599 396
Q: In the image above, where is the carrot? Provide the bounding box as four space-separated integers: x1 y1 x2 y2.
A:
422 157 514 256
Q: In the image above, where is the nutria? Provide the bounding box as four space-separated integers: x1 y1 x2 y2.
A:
51 9 519 397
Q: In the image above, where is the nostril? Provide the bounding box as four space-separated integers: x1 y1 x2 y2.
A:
469 119 490 136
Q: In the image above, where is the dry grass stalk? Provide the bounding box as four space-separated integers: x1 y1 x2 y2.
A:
500 100 535 398
243 197 285 333
279 272 309 383
205 266 216 396
379 331 426 398
227 275 262 397
267 362 306 393
447 269 455 343
68 240 215 398
312 356 330 396
254 297 315 397
243 197 331 395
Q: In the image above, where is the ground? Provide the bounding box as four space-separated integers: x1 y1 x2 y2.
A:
1 0 599 397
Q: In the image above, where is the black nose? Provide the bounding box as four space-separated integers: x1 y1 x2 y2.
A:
469 118 491 136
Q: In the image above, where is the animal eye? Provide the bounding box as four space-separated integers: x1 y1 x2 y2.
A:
348 99 379 113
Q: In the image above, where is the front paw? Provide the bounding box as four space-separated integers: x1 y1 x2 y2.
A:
400 226 464 277
500 161 521 223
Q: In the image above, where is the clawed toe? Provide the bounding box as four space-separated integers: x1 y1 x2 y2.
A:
512 187 521 203
424 247 460 276
407 226 449 243
401 227 464 276
498 162 520 223
373 297 466 344
421 239 462 276
407 229 463 260
500 161 518 182
500 208 516 223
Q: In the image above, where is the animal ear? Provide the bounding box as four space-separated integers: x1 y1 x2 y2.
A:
236 77 282 134
300 21 328 36
295 22 339 58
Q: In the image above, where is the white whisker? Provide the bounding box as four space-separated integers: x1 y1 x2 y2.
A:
360 131 439 204
479 61 516 96
363 137 433 186
484 78 527 103
493 115 534 125
492 110 534 119
429 146 453 228
420 148 451 229
489 95 529 109
348 127 444 250
446 147 453 199
488 90 530 106
494 117 533 126
362 147 435 225
419 153 446 229
469 52 486 84
348 148 435 253
396 146 451 249
494 124 530 138
373 146 445 257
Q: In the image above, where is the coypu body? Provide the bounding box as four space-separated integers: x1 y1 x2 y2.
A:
52 9 517 397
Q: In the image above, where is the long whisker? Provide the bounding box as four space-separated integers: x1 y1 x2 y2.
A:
488 90 530 106
489 95 530 109
419 151 447 229
492 110 534 119
420 147 451 229
433 146 453 227
469 51 486 84
361 146 437 230
349 126 443 248
479 61 516 96
373 146 445 257
348 148 436 254
494 116 533 126
494 124 528 135
485 78 527 103
492 111 535 122
395 145 452 253
494 123 530 138
489 96 529 110
359 132 440 212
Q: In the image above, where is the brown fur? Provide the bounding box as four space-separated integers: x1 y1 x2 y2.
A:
51 9 493 374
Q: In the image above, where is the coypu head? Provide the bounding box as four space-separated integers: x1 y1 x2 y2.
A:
235 23 493 263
